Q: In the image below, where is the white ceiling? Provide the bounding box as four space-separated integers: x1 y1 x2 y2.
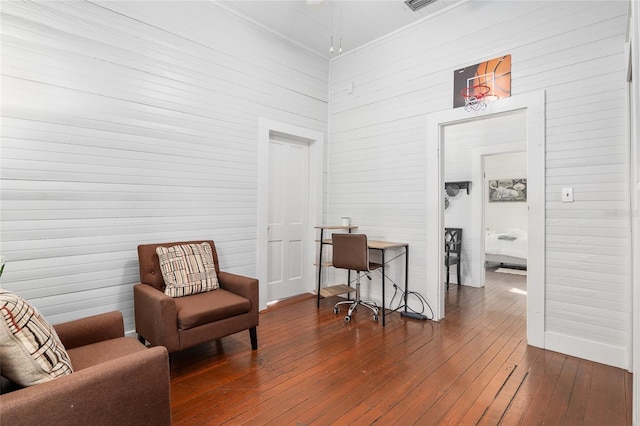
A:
218 0 467 58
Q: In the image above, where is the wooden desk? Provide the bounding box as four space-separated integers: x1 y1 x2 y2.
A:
315 228 409 326
364 240 409 326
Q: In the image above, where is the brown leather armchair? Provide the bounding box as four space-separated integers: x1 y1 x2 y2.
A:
135 240 259 354
1 311 171 426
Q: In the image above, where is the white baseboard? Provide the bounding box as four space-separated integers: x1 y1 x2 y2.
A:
545 331 629 370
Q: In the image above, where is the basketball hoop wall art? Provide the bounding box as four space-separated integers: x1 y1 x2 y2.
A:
453 54 511 110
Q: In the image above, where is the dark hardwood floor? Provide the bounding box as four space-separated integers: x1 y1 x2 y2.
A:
169 269 632 425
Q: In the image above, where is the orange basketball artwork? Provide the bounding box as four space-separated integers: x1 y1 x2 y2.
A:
453 54 511 108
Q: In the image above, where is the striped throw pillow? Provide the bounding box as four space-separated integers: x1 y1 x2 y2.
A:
0 289 73 386
156 243 219 298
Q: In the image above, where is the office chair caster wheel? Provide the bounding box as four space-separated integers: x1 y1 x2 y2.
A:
334 307 339 314
344 315 351 323
373 314 379 321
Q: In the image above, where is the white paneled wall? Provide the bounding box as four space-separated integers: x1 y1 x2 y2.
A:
0 1 328 331
328 1 630 367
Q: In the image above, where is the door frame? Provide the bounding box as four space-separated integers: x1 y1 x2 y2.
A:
626 2 639 420
257 118 324 311
426 90 546 348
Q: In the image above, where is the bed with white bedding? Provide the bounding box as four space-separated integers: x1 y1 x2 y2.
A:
485 228 527 268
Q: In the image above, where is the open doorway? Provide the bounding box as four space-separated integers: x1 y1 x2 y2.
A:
426 91 545 348
483 152 528 274
442 111 527 289
482 152 528 306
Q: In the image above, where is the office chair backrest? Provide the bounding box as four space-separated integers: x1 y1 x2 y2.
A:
332 233 369 272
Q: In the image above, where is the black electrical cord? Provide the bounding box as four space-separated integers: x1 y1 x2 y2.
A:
389 282 434 320
345 259 434 321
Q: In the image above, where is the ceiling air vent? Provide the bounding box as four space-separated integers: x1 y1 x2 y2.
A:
404 0 438 12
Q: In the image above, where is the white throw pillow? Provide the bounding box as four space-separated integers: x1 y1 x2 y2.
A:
0 289 73 386
156 243 219 298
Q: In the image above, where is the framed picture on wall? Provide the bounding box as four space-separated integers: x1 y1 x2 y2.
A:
488 178 526 202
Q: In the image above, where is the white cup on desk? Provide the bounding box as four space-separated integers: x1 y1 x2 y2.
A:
341 217 350 227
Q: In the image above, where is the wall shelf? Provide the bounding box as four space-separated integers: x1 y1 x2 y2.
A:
445 181 471 195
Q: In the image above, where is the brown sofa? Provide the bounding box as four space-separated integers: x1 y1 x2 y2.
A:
135 240 259 354
0 311 171 426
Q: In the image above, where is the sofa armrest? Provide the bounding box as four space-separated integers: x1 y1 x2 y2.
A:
0 346 171 426
54 311 124 350
134 284 180 352
217 271 259 324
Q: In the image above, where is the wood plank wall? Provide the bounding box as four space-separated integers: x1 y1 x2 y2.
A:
0 1 328 331
327 1 631 367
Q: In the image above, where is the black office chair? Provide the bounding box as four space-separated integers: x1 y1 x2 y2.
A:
332 233 382 323
444 228 462 289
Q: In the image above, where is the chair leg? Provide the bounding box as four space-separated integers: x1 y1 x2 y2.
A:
334 299 355 312
335 272 379 321
446 264 450 290
357 300 379 316
457 263 462 286
249 327 258 350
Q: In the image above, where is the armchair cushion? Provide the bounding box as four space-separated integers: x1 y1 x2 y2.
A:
156 242 219 297
175 289 251 330
0 289 73 387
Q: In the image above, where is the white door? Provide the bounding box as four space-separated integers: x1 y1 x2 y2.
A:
267 135 310 302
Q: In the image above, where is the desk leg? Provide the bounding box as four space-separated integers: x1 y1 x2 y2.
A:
317 228 324 308
404 246 409 314
381 249 386 326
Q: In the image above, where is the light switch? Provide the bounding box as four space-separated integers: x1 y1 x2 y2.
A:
562 187 574 202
